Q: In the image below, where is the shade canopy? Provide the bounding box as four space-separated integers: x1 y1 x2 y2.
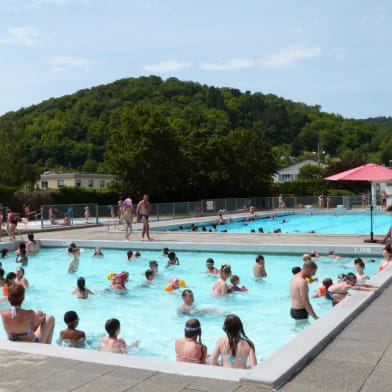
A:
325 163 392 182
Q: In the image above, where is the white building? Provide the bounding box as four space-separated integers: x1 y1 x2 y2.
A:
38 172 117 190
274 159 328 183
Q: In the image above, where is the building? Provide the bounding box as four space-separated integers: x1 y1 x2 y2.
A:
38 172 117 190
274 159 328 183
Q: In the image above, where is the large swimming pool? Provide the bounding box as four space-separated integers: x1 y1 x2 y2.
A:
0 247 380 362
179 212 391 234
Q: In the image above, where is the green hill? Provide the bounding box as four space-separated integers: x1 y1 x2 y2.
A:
0 75 391 200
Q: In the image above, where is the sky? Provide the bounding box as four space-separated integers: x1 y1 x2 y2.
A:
0 0 391 119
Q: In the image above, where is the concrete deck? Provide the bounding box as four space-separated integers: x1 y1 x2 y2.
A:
0 214 390 391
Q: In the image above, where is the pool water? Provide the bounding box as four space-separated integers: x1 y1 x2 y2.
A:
0 247 380 362
191 213 391 234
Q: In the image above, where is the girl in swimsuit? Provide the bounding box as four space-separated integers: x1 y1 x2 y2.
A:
210 314 257 368
72 277 94 299
212 264 232 295
175 318 207 364
0 285 54 344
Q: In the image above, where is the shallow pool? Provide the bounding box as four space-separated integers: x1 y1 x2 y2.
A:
0 247 380 361
185 212 391 234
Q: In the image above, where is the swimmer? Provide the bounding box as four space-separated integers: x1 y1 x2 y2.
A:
67 247 80 273
1 248 9 258
378 245 392 272
92 247 104 257
59 311 85 348
25 233 40 256
205 258 219 275
253 255 267 278
72 277 94 299
228 275 248 293
327 273 378 306
327 251 342 260
291 266 301 275
149 260 159 276
312 278 333 298
144 269 155 284
162 247 170 256
108 273 128 291
2 272 16 296
15 267 29 288
175 318 207 364
258 228 264 233
177 289 220 316
0 268 5 287
166 251 180 266
98 318 139 354
16 249 28 266
354 259 370 282
212 264 231 295
126 249 141 261
310 250 321 258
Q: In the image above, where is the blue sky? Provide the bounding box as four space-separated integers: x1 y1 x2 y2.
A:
0 0 391 118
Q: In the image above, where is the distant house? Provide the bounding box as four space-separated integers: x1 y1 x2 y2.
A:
38 172 117 190
274 159 328 183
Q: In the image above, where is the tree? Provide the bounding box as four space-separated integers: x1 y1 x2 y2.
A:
104 103 182 200
298 164 325 180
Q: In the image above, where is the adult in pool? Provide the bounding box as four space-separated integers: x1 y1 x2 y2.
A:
290 260 319 321
25 233 40 256
175 318 207 364
212 264 232 295
210 314 257 368
0 285 55 343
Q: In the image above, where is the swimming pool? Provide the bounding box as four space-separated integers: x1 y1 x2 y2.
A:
175 212 391 234
0 247 380 362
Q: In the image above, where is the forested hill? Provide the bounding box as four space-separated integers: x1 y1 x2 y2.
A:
362 116 392 129
0 75 391 200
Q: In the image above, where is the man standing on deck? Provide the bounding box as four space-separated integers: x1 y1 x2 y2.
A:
290 260 319 321
136 194 153 241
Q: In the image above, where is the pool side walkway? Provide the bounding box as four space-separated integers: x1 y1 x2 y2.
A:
0 214 390 391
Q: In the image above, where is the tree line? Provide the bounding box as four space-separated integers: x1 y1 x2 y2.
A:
0 75 390 201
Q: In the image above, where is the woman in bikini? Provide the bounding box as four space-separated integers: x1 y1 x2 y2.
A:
378 244 392 272
0 285 55 343
212 264 232 295
210 314 257 368
175 318 207 364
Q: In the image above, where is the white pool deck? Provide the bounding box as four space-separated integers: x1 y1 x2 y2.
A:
0 211 391 391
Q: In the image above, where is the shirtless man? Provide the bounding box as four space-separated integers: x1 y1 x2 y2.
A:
123 205 133 240
177 289 219 316
136 194 153 241
290 260 319 321
253 255 267 278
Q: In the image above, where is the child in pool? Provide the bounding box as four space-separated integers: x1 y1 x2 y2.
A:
228 275 248 293
144 269 155 284
312 278 333 298
72 277 94 299
59 311 85 348
98 318 138 354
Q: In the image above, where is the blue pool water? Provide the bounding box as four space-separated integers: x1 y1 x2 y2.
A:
185 213 391 234
0 247 381 361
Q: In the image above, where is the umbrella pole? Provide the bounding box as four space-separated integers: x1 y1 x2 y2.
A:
364 205 376 243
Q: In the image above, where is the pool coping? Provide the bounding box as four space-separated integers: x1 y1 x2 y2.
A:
0 238 389 389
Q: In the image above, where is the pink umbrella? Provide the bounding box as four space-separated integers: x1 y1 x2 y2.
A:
325 163 392 242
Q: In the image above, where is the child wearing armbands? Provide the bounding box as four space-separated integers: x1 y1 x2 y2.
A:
312 278 333 298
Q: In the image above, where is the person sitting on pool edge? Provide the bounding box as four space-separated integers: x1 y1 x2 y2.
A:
1 284 55 343
98 318 139 354
59 310 85 348
175 318 207 364
290 260 319 321
376 205 392 244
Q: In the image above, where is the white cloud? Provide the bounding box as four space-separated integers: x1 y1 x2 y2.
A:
47 56 97 72
200 58 256 71
143 60 192 73
0 27 39 46
259 44 321 69
200 44 321 71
